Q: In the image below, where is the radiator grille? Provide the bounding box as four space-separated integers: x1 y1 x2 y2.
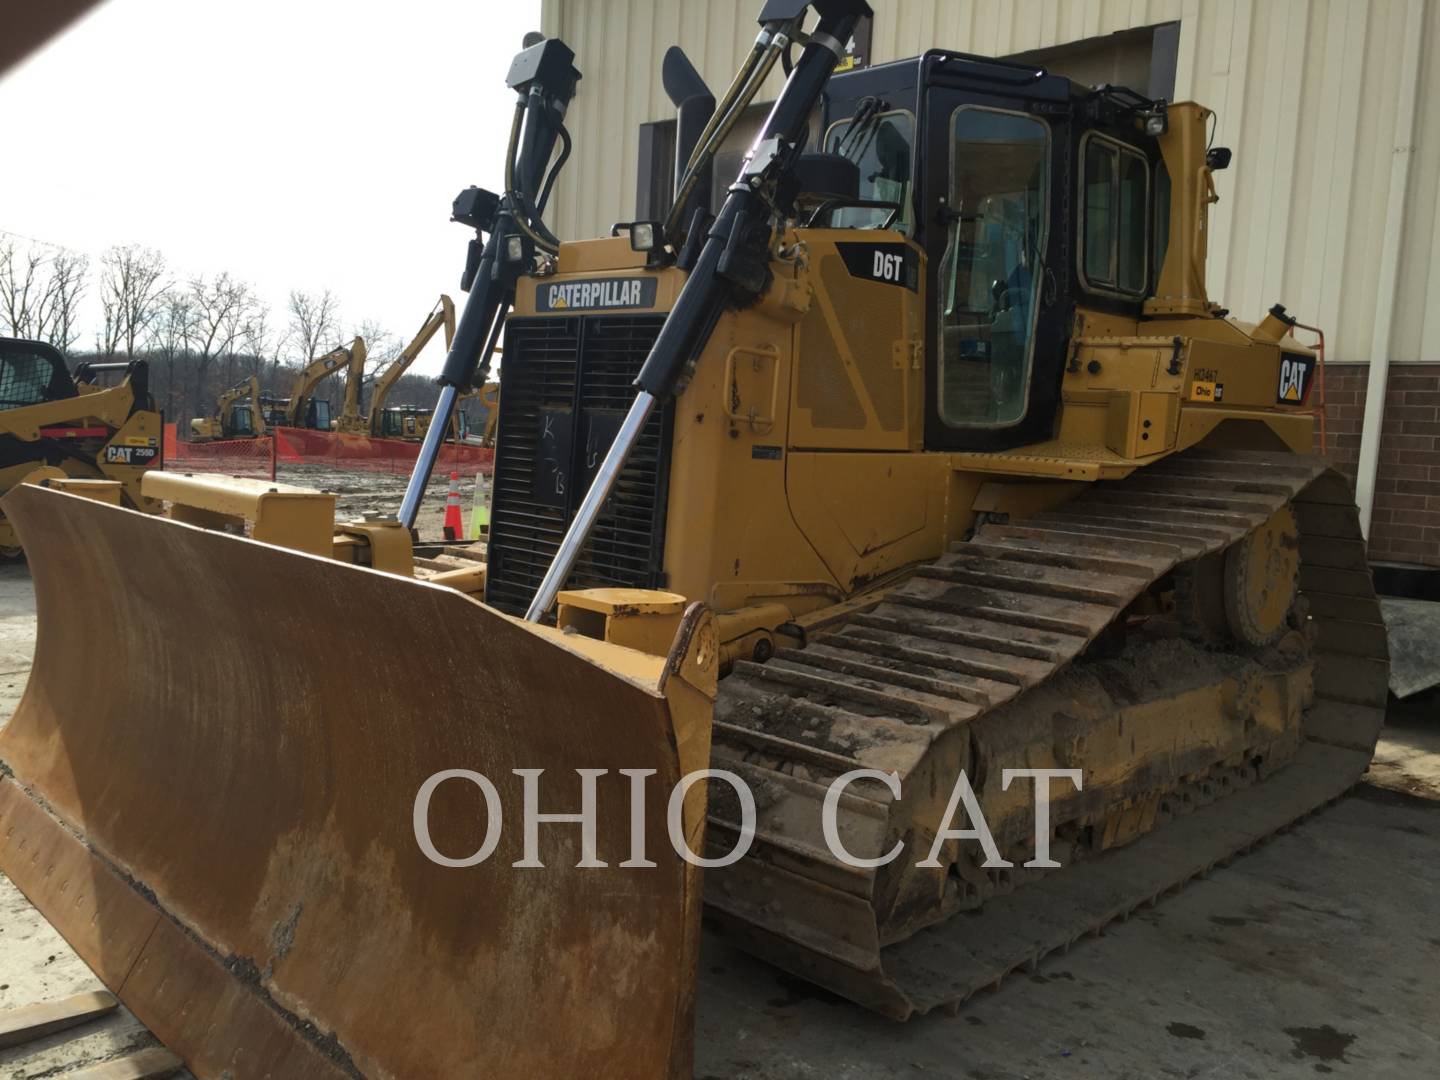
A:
485 314 673 616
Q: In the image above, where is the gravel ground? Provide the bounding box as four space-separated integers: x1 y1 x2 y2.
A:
1 560 1437 1077
275 462 488 543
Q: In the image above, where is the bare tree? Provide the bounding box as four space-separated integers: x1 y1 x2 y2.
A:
0 239 91 350
150 292 196 420
0 238 46 338
242 304 275 384
287 289 341 362
99 245 168 356
186 273 252 420
355 318 399 375
44 251 88 351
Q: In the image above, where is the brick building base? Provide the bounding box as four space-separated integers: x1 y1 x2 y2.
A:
1317 363 1440 567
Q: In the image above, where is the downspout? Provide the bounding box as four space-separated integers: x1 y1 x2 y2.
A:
1356 0 1424 538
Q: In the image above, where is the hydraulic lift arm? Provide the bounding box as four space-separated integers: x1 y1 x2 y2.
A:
523 0 871 620
285 338 363 428
368 296 456 436
398 36 581 528
337 338 371 431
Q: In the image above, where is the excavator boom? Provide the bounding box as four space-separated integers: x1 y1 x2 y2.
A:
284 338 361 428
365 296 456 436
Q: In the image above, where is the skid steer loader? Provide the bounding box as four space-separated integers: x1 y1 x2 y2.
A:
0 336 161 555
0 1 1386 1076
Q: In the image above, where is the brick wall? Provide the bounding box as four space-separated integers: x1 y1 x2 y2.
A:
1318 363 1440 567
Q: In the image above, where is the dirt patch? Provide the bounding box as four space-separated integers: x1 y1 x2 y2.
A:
277 463 484 543
1361 761 1440 803
1283 1024 1356 1063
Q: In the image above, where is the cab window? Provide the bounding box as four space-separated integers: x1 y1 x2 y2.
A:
937 107 1049 428
0 344 72 411
1154 160 1172 281
823 110 914 232
1080 133 1149 296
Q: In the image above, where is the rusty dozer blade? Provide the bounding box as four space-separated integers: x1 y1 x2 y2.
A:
0 483 716 1079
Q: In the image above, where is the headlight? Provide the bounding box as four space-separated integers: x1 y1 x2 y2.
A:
629 221 659 252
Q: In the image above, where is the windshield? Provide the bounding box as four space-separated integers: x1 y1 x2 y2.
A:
937 107 1049 428
823 109 914 232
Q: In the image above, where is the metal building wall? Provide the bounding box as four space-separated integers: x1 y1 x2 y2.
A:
540 0 1437 367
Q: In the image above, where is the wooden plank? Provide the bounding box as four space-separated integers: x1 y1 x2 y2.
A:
0 990 118 1050
64 1048 184 1080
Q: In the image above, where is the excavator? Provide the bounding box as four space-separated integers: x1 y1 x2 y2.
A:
342 295 457 437
0 3 1388 1077
0 336 161 556
189 374 267 441
465 378 502 446
262 337 365 430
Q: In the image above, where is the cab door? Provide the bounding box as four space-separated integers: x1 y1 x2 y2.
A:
918 57 1074 451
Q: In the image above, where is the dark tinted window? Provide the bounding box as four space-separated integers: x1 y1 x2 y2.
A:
1118 151 1148 292
938 108 1049 428
1082 142 1115 286
824 111 915 232
1081 134 1150 297
0 344 72 411
1154 161 1172 280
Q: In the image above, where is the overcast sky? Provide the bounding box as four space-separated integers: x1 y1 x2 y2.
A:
0 0 542 375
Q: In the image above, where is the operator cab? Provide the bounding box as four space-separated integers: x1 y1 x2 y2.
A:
377 405 434 440
0 338 77 411
260 397 329 430
821 53 1173 451
227 405 256 438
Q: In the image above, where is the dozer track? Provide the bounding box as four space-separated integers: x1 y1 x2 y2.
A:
706 448 1388 1018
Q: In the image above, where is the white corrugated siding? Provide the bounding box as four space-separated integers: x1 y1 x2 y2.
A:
541 0 1438 364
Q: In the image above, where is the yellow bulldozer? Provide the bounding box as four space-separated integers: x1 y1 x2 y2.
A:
0 336 162 556
0 3 1387 1077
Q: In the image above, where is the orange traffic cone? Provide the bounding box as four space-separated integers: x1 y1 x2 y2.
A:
443 471 463 541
